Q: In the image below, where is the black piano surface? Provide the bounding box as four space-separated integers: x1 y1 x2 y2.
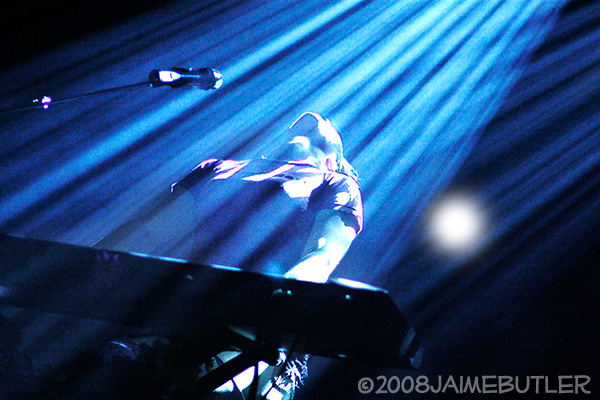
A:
0 233 422 372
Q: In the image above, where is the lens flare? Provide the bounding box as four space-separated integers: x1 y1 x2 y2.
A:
427 194 485 253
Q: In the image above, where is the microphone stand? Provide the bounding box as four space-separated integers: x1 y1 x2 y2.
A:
0 81 150 116
0 67 221 116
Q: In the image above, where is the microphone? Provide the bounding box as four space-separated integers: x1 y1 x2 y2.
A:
149 67 223 90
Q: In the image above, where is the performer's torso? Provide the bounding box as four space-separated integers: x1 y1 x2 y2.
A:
179 158 331 274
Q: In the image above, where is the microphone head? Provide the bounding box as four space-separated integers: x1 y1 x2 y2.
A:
149 67 223 90
210 69 224 89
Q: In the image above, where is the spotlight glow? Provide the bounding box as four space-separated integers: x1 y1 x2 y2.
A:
428 195 484 253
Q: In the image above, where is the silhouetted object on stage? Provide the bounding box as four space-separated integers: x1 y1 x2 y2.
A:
0 233 422 398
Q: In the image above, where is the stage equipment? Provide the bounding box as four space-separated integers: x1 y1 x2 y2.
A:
149 67 223 89
0 67 222 115
0 233 422 398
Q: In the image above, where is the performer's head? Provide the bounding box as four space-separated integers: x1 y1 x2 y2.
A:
287 112 357 178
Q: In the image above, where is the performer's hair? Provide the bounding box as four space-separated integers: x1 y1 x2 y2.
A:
290 112 359 180
316 115 358 180
338 155 358 180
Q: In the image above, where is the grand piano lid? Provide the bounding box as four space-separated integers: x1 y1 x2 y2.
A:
0 233 422 369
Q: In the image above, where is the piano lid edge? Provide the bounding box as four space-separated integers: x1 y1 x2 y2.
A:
328 277 387 293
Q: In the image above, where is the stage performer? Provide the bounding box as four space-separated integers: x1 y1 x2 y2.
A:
95 111 362 283
93 112 363 399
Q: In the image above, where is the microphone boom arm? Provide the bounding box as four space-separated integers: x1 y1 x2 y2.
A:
0 67 222 116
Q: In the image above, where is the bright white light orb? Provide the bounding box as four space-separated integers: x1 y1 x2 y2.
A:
428 195 484 252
